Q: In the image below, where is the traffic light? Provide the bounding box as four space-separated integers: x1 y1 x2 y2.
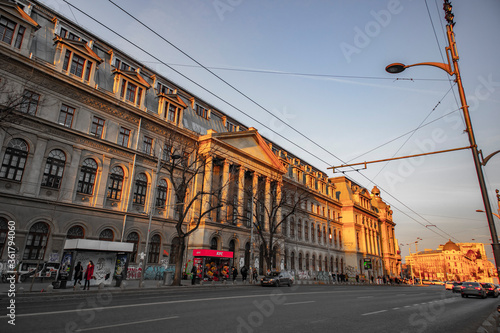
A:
443 0 455 26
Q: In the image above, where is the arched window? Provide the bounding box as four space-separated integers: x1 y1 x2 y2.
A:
133 173 148 204
170 237 181 264
305 253 310 270
148 234 161 263
156 179 168 207
23 222 49 260
339 231 342 247
0 138 28 181
77 158 98 194
323 226 327 244
107 166 124 200
210 237 218 250
99 228 114 241
0 218 8 257
297 219 302 240
126 232 139 262
41 149 66 188
317 225 321 243
66 225 84 239
319 255 322 271
312 254 316 271
298 253 303 270
282 220 287 236
304 221 308 241
291 251 295 270
311 223 315 242
284 249 288 270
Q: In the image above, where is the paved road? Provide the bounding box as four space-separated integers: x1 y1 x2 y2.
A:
1 284 498 332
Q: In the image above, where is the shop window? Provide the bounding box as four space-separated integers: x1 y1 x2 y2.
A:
0 218 7 257
133 173 148 205
126 232 139 262
170 237 180 265
107 166 124 200
156 179 168 207
19 90 40 115
23 222 49 260
58 104 75 128
41 149 66 189
99 228 114 241
77 158 98 195
148 234 161 263
0 138 29 181
66 225 84 239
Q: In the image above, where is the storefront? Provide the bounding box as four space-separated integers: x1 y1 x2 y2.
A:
192 249 234 281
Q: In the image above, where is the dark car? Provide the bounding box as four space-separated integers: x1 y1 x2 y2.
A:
261 272 293 287
480 283 499 298
452 281 462 293
460 281 486 298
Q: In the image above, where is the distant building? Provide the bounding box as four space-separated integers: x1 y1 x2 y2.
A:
405 240 497 283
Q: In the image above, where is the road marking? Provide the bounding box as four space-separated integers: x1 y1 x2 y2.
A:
357 296 373 299
404 305 411 308
77 316 179 331
362 310 387 316
392 307 400 310
284 301 316 305
396 294 406 296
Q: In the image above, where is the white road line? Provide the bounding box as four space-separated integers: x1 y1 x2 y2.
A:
284 301 316 306
357 296 374 299
404 305 411 308
392 307 400 310
362 310 387 316
78 316 179 331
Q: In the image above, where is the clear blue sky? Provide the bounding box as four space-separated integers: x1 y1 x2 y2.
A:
43 0 500 262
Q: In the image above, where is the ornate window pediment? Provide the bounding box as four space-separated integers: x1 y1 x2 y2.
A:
0 3 39 55
112 68 150 109
157 92 186 125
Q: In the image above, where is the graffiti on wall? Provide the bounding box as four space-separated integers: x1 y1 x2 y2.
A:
127 264 176 280
74 252 115 286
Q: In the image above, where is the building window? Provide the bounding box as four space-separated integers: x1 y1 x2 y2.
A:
226 121 237 132
297 220 302 240
58 104 75 128
167 104 177 123
84 61 93 81
70 53 86 78
23 222 49 260
125 81 137 103
66 225 84 239
0 16 16 45
41 149 66 189
15 26 25 49
0 138 29 181
157 82 173 94
77 158 98 195
162 144 171 161
304 222 309 241
107 166 124 200
90 116 105 138
210 238 219 250
117 127 130 147
133 173 148 205
148 234 161 263
290 218 295 238
298 253 303 270
195 104 208 119
290 252 295 270
143 137 152 155
306 254 310 270
126 232 139 262
0 218 8 257
156 179 168 207
99 228 114 241
19 90 40 115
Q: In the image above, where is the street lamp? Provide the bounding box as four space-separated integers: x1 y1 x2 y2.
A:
386 0 500 280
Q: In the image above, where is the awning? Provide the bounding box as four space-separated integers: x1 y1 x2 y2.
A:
192 249 233 258
63 239 134 252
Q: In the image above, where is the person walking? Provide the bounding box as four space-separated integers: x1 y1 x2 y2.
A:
191 265 197 285
83 260 94 290
231 266 238 282
73 261 83 287
252 268 258 283
241 266 248 282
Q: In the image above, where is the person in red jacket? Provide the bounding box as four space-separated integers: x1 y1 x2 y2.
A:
83 261 94 290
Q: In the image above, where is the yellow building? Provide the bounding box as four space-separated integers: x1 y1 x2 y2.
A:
405 240 497 283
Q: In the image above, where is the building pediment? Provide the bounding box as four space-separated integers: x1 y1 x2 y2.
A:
0 2 40 30
158 93 187 108
53 36 102 63
201 128 287 173
112 68 151 88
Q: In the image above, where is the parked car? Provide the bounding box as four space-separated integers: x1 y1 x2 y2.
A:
261 271 293 287
460 281 486 298
432 280 445 285
452 282 462 293
480 283 499 298
445 281 454 290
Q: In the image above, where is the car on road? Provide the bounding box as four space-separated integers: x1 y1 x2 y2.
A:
432 280 445 285
480 283 499 298
261 271 293 287
461 281 486 298
445 281 454 290
452 282 462 293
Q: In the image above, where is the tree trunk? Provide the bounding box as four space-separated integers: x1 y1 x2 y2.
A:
172 236 185 286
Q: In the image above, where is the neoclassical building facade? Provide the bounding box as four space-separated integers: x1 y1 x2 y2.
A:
0 0 400 281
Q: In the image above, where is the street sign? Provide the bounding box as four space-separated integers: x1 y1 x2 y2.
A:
363 258 372 270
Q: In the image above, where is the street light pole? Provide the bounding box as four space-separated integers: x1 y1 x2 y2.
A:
386 0 500 280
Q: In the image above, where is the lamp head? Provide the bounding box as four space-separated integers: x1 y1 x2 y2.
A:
385 63 406 74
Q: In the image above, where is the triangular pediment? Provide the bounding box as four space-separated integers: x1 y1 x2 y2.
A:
158 93 187 108
53 36 102 63
206 128 287 173
0 2 40 29
112 69 151 88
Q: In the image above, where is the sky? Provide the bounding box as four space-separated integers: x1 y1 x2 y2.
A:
39 0 500 262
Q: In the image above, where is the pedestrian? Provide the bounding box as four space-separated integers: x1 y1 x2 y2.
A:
83 260 94 290
231 266 238 282
356 274 359 283
73 261 83 287
241 266 248 282
191 265 197 285
252 268 258 282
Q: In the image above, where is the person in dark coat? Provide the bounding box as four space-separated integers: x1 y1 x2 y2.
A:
241 266 248 282
191 265 197 285
231 266 238 282
73 261 83 287
83 261 94 290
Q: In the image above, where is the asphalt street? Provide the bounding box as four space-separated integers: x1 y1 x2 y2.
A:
1 284 499 333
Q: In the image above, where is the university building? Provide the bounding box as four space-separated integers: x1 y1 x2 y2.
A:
0 0 400 283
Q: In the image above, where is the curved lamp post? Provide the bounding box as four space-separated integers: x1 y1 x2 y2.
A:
386 1 500 280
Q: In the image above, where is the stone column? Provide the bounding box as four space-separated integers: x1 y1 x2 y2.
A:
94 156 111 208
202 156 213 221
252 172 258 229
21 138 47 196
276 182 282 234
59 148 82 203
237 166 245 227
264 178 271 231
220 160 230 223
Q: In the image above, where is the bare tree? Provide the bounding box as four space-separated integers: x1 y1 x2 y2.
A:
243 178 310 273
159 130 225 286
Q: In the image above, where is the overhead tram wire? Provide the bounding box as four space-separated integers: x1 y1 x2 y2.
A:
62 1 456 242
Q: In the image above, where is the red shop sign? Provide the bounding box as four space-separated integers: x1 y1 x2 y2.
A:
192 249 233 258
